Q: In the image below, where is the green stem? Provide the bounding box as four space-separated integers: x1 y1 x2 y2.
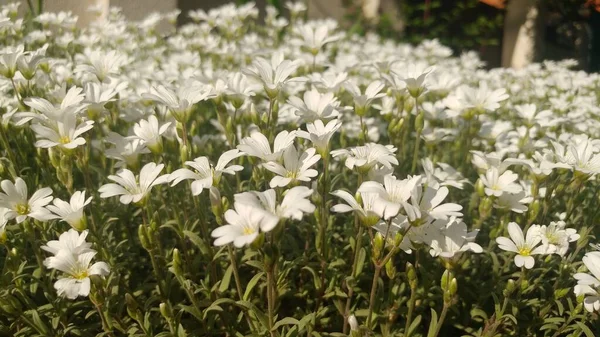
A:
431 303 450 337
366 265 382 329
0 123 17 166
228 246 258 333
342 223 365 334
266 268 276 337
404 285 417 337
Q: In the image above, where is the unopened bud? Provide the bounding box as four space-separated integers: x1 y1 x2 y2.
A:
179 144 189 163
503 279 516 297
394 231 404 247
138 225 151 250
520 279 529 292
172 248 183 276
478 196 493 217
348 314 359 331
406 262 418 289
125 293 139 319
414 111 424 132
385 258 396 279
527 200 541 223
372 232 385 261
159 302 171 321
475 179 485 197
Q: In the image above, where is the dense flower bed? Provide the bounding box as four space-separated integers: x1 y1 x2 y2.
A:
0 2 599 336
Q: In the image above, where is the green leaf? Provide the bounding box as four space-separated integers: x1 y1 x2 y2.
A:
575 322 595 337
426 308 438 337
301 266 322 290
26 310 49 335
243 272 265 301
183 230 210 256
356 248 366 276
235 300 269 329
273 317 300 331
407 315 422 336
219 264 233 293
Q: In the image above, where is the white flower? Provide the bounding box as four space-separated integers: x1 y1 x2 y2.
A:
237 130 296 162
535 221 579 256
234 186 315 220
493 191 532 214
402 185 463 223
225 72 260 108
262 146 321 188
331 190 381 226
0 45 24 78
291 24 342 53
429 218 482 258
0 208 9 242
99 163 170 205
480 167 522 197
143 84 215 122
514 103 553 127
44 249 110 299
131 115 171 153
574 251 600 313
21 86 87 125
296 119 342 154
331 143 398 172
104 133 150 169
422 159 468 190
84 81 125 117
41 229 94 256
496 222 545 269
211 202 280 247
74 49 127 81
46 191 92 231
444 82 508 114
0 178 54 223
30 113 94 150
358 175 422 219
287 89 340 122
345 80 385 113
392 63 434 98
169 150 243 195
242 52 300 98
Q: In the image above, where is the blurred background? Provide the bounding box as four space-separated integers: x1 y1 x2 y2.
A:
2 0 598 71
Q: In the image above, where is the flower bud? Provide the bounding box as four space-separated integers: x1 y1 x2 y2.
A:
441 270 453 292
520 279 529 292
406 262 418 289
503 279 516 297
394 118 404 134
179 144 189 163
478 196 493 218
138 225 151 250
475 179 485 197
372 232 384 261
172 248 183 277
159 302 172 321
348 314 359 331
393 231 404 248
385 257 396 279
414 111 424 132
527 199 540 223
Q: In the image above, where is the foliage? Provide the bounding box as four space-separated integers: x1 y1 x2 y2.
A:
0 2 599 337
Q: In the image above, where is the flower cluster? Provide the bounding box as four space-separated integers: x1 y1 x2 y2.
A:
0 1 598 336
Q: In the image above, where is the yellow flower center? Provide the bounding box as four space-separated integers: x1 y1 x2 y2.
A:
518 247 531 256
73 270 89 280
15 203 30 215
243 226 256 235
59 136 71 144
